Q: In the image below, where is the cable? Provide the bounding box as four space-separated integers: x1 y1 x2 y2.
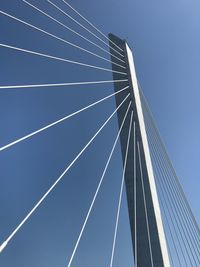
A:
144 120 185 266
47 0 125 58
0 10 125 69
139 86 200 245
0 43 127 75
137 141 154 267
0 79 128 90
159 198 176 267
145 116 193 266
141 94 199 266
145 113 192 266
0 93 130 254
22 0 125 64
142 99 200 265
140 89 200 264
61 0 124 53
66 102 131 267
0 86 129 152
109 111 133 267
139 84 200 249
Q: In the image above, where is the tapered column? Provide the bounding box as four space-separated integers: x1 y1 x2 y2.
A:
109 33 171 267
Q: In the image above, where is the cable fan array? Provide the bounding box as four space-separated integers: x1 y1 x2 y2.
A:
0 1 133 267
139 88 200 267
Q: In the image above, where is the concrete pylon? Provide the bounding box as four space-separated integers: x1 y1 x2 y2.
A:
109 33 171 267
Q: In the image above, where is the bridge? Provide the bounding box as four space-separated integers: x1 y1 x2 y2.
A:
0 1 199 267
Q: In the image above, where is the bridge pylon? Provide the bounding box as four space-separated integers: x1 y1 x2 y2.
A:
109 34 171 267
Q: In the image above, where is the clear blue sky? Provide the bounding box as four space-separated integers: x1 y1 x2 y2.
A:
0 0 199 266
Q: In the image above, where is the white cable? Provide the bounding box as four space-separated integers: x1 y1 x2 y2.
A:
61 0 124 53
23 0 125 64
66 102 131 267
0 94 130 254
0 86 129 152
22 0 125 64
47 0 125 58
109 111 133 267
0 79 128 90
0 43 127 75
0 11 125 70
137 142 154 267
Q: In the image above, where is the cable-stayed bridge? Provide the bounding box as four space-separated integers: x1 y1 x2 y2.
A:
0 1 199 267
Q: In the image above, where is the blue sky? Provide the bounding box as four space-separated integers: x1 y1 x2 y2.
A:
0 0 199 266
